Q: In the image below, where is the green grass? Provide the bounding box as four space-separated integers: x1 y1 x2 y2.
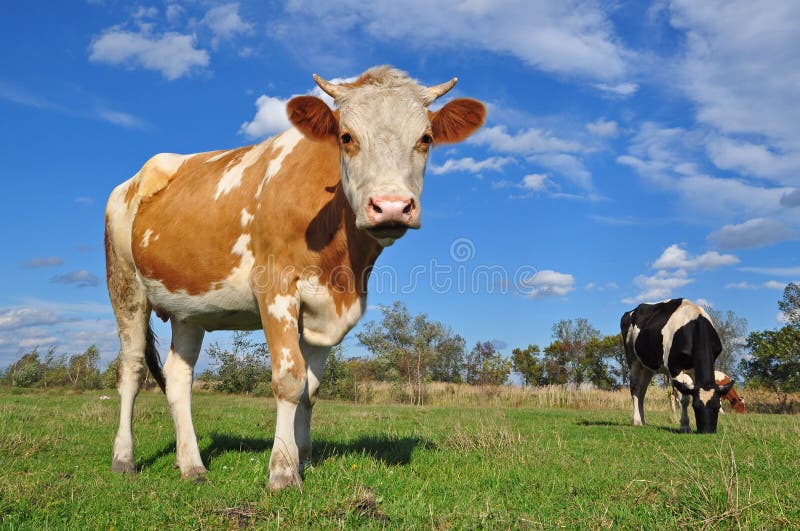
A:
1 388 799 529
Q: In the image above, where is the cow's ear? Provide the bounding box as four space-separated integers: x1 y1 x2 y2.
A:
430 98 486 145
287 96 338 140
672 378 694 396
717 380 734 396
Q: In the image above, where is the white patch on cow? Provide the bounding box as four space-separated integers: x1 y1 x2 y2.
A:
297 275 364 346
268 294 298 331
240 208 254 228
141 228 154 248
714 370 726 381
255 127 303 198
276 347 296 379
626 324 641 357
674 371 695 390
698 388 715 406
661 300 704 367
215 141 271 200
632 395 642 426
139 233 259 331
231 234 251 256
205 150 229 163
149 152 187 175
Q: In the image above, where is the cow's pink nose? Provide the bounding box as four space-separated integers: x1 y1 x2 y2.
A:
367 197 416 225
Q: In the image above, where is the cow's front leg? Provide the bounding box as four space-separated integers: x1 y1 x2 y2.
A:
678 391 692 433
260 293 307 490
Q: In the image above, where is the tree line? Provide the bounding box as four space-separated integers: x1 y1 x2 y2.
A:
2 284 798 408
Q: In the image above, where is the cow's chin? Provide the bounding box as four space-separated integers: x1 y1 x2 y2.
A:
365 223 410 246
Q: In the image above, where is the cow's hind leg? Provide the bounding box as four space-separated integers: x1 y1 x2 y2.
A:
629 358 654 426
296 339 330 470
163 319 206 479
107 234 153 473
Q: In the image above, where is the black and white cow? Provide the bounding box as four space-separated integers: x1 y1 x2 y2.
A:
621 298 733 434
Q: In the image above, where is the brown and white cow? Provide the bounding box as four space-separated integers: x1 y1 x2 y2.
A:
105 66 486 489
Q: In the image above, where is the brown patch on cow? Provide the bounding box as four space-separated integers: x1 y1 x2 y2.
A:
131 148 262 295
430 98 487 144
255 136 381 319
287 96 339 141
123 180 139 206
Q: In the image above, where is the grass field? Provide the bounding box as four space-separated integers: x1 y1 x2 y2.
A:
1 388 799 529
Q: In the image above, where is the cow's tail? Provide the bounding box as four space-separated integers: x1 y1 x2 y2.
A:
145 322 166 393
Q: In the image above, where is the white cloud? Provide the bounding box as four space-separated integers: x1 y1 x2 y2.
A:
429 156 513 175
166 4 184 23
522 173 549 191
202 3 253 47
281 0 631 83
652 244 739 270
618 122 793 219
622 269 694 304
739 266 800 276
22 257 63 268
96 108 144 128
781 189 800 207
239 94 291 138
472 125 591 189
472 125 581 154
706 136 800 185
50 270 100 288
726 280 789 291
522 269 575 298
594 82 638 96
707 218 796 250
0 308 61 331
664 1 800 195
586 119 619 137
585 281 618 292
528 153 592 189
89 26 209 80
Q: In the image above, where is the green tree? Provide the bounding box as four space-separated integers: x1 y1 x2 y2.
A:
357 301 466 404
740 326 800 411
68 345 101 389
100 358 120 389
511 344 543 386
778 282 800 330
583 335 622 390
465 341 510 385
206 331 271 395
543 318 601 385
6 349 43 387
707 307 748 377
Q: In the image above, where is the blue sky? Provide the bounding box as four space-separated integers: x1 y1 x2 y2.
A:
1 1 799 369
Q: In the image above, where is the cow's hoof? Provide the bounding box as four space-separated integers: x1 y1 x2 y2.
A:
680 425 692 434
111 459 137 474
180 466 208 482
268 471 301 491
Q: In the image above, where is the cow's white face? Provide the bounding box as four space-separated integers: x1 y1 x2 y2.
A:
287 67 486 246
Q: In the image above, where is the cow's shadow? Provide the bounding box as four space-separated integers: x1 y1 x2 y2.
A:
139 432 430 469
576 419 682 434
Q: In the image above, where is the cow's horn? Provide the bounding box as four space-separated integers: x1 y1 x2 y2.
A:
423 77 458 104
313 74 342 99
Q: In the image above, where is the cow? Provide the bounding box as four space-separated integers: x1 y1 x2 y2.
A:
669 371 746 424
105 66 486 489
621 298 734 434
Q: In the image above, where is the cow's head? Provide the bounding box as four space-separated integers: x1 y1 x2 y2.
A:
287 66 486 246
672 378 735 434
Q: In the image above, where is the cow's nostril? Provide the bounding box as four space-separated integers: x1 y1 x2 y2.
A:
370 200 383 214
402 200 414 214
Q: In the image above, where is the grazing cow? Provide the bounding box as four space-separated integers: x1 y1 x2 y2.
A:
621 298 733 433
105 66 486 489
670 371 746 421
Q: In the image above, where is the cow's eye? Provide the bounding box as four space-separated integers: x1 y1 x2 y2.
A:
420 133 433 145
341 133 353 144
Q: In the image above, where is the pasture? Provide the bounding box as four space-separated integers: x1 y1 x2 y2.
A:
1 388 798 528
